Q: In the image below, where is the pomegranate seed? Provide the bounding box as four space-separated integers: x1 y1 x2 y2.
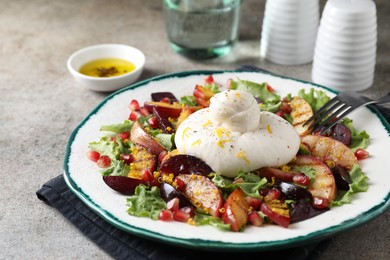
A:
293 173 311 187
180 206 195 217
129 99 140 111
312 196 329 209
355 148 369 160
175 178 186 192
264 188 281 202
87 150 100 162
266 84 275 93
142 169 154 183
120 154 134 165
159 209 173 221
161 97 171 103
248 211 263 227
246 197 262 210
173 209 191 222
128 111 138 121
280 102 292 114
158 151 168 164
204 75 214 84
116 132 130 141
166 197 180 212
275 110 285 118
139 107 151 116
148 117 159 129
97 155 111 168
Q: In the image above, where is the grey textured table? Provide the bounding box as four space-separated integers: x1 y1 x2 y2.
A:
1 0 389 259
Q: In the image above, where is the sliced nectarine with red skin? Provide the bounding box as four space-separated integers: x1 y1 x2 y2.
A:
175 174 223 217
130 121 166 157
261 200 290 228
221 188 250 232
127 145 157 180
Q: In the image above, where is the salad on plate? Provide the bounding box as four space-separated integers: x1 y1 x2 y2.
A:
86 75 370 232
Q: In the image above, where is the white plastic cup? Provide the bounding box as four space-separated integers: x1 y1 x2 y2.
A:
260 0 320 65
312 0 377 91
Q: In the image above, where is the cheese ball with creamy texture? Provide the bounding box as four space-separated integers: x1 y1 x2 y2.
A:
174 89 300 178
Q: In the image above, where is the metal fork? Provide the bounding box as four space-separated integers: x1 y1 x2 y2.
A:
304 91 390 134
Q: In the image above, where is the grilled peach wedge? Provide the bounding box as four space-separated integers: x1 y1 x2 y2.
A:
175 174 223 218
221 188 250 232
290 155 337 203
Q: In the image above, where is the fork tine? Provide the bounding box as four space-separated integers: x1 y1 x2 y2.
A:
303 95 341 127
313 103 350 132
318 105 354 134
306 100 345 130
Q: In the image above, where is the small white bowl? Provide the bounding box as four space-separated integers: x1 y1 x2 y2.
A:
67 44 145 92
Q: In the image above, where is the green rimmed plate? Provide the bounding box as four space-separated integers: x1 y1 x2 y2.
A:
63 70 390 251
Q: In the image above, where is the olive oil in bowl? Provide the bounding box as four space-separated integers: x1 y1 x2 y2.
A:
79 58 136 78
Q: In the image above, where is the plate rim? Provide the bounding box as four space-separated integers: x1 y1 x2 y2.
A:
63 69 390 251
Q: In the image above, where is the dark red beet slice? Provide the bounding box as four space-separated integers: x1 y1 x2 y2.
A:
159 154 214 176
102 176 146 195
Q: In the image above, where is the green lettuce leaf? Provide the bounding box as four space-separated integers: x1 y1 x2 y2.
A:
229 79 281 112
331 164 369 207
341 118 370 151
193 212 230 231
126 185 166 220
100 120 134 133
297 88 330 112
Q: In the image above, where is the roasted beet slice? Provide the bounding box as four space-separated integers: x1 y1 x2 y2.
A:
275 181 313 201
102 176 146 195
151 92 178 103
159 154 214 176
290 199 329 224
332 165 352 190
152 107 174 134
160 182 192 208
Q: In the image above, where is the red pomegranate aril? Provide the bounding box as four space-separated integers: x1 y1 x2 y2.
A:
158 150 168 164
174 178 186 192
180 206 195 217
129 111 138 121
264 188 281 202
166 197 180 212
173 209 191 223
246 197 262 210
139 107 151 116
312 196 329 209
87 150 101 162
148 117 159 129
248 211 263 227
160 97 171 103
293 173 311 187
275 110 285 118
129 99 140 111
142 169 154 183
280 102 292 114
266 84 275 93
204 75 214 84
355 148 369 160
159 209 173 221
97 155 111 168
117 132 130 141
120 154 134 165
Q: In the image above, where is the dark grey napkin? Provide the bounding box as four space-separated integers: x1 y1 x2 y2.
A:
36 175 330 260
36 66 389 260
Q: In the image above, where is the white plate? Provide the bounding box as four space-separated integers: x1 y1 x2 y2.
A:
63 70 390 251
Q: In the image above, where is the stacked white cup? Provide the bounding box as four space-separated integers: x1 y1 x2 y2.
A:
260 0 320 65
312 0 377 91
